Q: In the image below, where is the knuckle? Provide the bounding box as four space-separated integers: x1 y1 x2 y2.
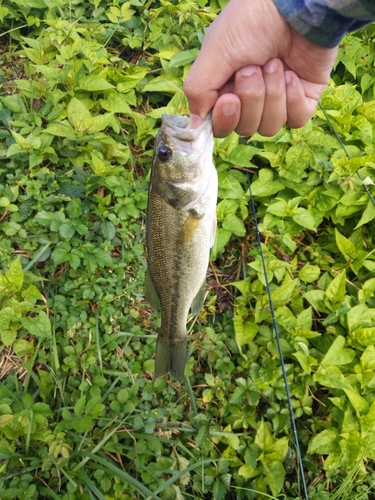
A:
237 87 265 101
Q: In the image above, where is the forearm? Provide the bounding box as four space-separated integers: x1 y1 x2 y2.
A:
273 0 375 47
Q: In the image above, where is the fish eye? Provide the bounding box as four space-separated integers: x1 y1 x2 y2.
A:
158 145 172 162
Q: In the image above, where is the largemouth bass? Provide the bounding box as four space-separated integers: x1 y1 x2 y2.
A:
146 114 218 381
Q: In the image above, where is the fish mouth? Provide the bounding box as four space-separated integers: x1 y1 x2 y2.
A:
161 113 212 143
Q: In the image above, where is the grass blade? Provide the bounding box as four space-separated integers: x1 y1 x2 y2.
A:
81 469 107 500
23 242 51 272
82 452 162 500
152 459 213 495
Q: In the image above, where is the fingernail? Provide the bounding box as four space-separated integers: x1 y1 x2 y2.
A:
222 101 237 117
190 113 203 128
263 59 278 74
239 65 257 77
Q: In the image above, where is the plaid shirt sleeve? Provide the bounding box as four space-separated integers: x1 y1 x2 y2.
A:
272 0 375 47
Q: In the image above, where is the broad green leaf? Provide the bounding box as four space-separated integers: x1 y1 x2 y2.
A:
361 346 375 370
222 213 246 237
298 307 313 330
266 436 288 463
227 144 263 167
21 312 52 339
335 228 357 261
251 169 284 197
156 44 180 61
294 349 312 373
314 365 351 390
74 395 86 417
100 91 132 114
281 145 313 181
353 327 375 346
106 2 134 23
238 464 260 479
87 113 115 134
45 121 76 137
358 277 375 303
67 97 93 133
270 279 296 308
1 329 17 346
263 462 285 497
308 428 340 454
233 316 258 347
143 77 181 93
101 221 116 240
78 75 114 92
59 222 75 239
10 130 29 149
91 152 111 175
216 199 238 220
325 269 346 304
71 415 93 432
212 478 229 500
169 49 199 68
304 290 329 313
267 200 288 217
6 257 23 293
344 388 369 415
254 420 273 453
52 247 70 265
231 280 250 297
0 197 10 208
0 307 14 332
0 414 14 427
92 248 114 267
292 207 317 231
321 335 355 366
23 285 43 301
355 199 375 229
275 306 297 331
347 303 371 334
299 265 320 283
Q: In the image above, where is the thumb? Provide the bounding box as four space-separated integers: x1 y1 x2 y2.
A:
183 66 221 126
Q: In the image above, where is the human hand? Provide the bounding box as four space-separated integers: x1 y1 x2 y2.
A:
183 0 339 137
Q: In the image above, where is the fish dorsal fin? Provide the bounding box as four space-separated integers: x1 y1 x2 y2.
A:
190 281 206 316
145 267 160 311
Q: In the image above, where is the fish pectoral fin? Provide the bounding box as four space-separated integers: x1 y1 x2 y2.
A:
145 267 161 311
190 281 206 316
210 214 217 248
178 213 202 245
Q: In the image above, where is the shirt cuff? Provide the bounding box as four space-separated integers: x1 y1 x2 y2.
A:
272 0 375 48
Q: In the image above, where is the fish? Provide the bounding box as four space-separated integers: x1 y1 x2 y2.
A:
145 113 218 381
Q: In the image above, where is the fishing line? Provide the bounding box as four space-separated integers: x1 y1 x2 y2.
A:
318 102 375 210
246 172 309 500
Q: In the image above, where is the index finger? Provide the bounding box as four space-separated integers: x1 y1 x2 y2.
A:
183 55 232 124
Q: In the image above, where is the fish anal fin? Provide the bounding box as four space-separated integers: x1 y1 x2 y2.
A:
145 267 160 311
191 281 206 316
155 336 187 382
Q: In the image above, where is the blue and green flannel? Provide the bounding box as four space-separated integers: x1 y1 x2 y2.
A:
273 0 375 47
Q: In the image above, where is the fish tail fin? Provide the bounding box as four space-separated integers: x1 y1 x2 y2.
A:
155 336 187 382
